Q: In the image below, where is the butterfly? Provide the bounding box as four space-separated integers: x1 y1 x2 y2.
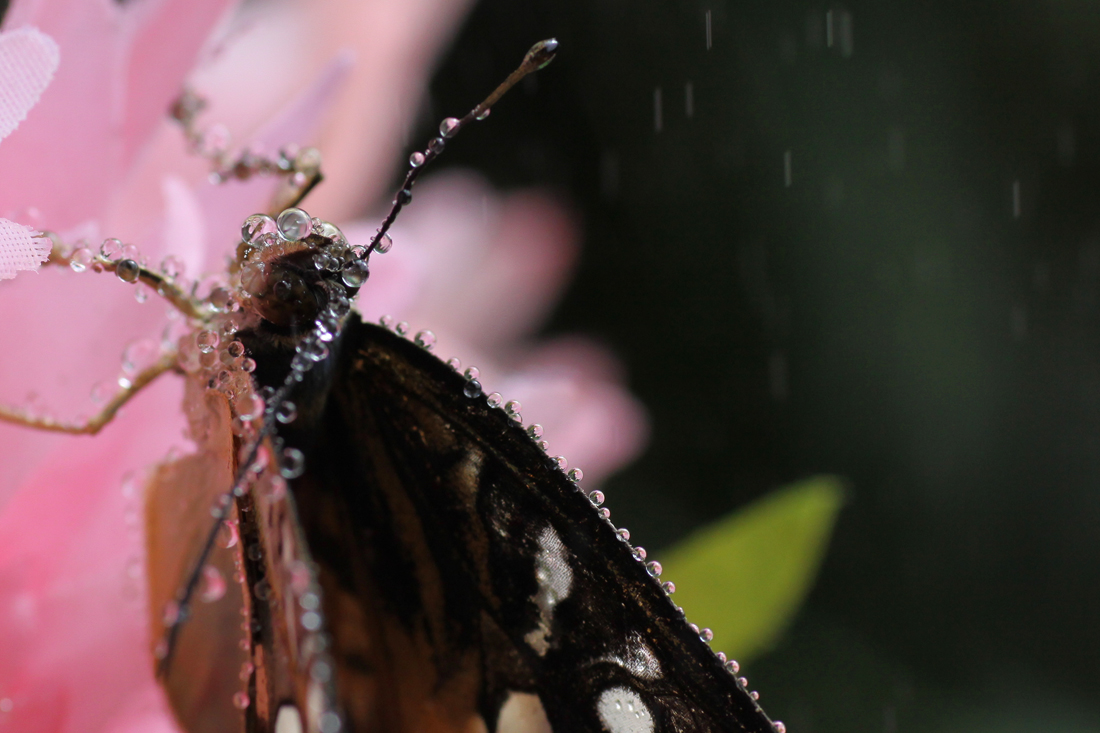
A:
7 39 785 733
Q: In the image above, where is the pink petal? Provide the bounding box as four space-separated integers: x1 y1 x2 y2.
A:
0 26 59 143
0 218 49 280
0 375 186 733
0 0 232 229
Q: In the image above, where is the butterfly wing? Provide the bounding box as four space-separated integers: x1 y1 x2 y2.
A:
273 315 779 733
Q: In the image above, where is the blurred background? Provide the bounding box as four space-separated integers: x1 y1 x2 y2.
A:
417 1 1100 731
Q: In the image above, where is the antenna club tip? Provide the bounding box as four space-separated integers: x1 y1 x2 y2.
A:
525 38 559 70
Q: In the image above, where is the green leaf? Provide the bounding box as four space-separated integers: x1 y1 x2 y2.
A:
657 475 845 663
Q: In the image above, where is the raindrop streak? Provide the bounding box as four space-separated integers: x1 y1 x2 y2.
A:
685 82 694 119
705 9 712 50
783 151 793 188
1012 180 1021 219
654 87 663 133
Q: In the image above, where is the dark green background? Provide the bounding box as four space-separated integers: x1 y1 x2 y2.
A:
422 1 1100 731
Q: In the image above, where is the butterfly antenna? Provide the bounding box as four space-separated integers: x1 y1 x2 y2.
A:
364 38 558 257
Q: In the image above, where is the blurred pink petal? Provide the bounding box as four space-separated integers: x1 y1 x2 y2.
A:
0 26 58 144
0 377 184 733
0 218 49 280
0 0 233 229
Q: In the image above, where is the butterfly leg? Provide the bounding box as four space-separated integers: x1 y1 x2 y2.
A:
0 350 177 435
43 236 210 320
170 88 324 215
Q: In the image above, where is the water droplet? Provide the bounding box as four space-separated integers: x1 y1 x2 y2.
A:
311 660 333 682
662 581 676 594
476 108 491 121
240 661 255 681
242 214 276 244
379 314 394 329
276 401 298 424
446 357 461 370
116 258 140 283
439 117 460 137
299 591 321 610
632 547 647 561
464 379 483 398
280 447 305 479
527 423 543 439
201 565 227 602
241 358 256 373
700 627 713 642
414 330 435 349
487 392 503 408
341 259 369 287
647 561 663 577
254 580 271 601
617 527 631 541
277 207 312 241
320 711 343 733
551 455 567 470
395 321 409 336
750 690 760 700
162 600 181 626
738 676 749 688
464 366 480 381
69 247 93 272
90 380 113 405
774 722 787 733
726 659 740 673
599 507 611 520
301 611 322 630
409 151 426 167
588 490 605 506
232 692 250 710
567 467 583 482
374 232 393 253
428 137 446 154
134 283 149 303
505 399 522 416
100 238 123 260
197 330 219 353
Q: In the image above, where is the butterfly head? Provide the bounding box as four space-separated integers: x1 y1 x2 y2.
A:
234 207 366 331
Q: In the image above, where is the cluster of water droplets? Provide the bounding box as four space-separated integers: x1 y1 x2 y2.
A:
171 89 322 188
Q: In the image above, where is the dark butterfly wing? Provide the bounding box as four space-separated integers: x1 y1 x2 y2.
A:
261 314 778 733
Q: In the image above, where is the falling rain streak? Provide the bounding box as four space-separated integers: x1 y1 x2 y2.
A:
685 82 694 118
654 87 663 133
784 151 793 187
705 9 712 50
825 8 854 57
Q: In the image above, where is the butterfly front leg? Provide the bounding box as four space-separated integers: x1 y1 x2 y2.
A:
0 350 177 435
170 88 324 217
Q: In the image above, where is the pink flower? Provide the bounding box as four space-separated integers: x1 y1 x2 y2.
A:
0 1 647 732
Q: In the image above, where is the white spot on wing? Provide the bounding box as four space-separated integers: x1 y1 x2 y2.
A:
596 687 653 733
275 705 304 733
496 691 552 733
524 525 572 655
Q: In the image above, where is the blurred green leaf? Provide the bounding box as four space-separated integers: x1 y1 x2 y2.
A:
657 476 845 663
